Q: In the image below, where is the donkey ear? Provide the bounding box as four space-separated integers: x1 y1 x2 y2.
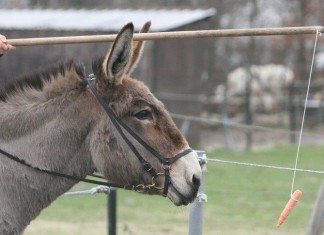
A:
126 21 151 75
103 23 134 85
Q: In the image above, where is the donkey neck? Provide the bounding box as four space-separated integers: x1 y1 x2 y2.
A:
0 89 95 171
0 75 97 234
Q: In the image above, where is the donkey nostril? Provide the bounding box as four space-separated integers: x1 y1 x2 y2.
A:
192 174 201 189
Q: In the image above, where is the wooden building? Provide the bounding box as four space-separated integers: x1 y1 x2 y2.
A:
0 8 215 146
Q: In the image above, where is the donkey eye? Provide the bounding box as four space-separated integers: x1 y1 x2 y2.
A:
134 109 153 121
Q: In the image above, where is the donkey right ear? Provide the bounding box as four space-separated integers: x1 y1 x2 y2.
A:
126 21 151 75
102 23 134 85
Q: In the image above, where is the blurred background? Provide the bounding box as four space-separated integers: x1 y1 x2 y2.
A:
1 0 324 234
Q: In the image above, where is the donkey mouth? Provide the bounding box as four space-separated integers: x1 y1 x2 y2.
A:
168 184 198 206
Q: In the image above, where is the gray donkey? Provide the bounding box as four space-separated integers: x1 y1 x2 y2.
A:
0 22 201 234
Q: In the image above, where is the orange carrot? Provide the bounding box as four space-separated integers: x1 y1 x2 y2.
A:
277 190 302 228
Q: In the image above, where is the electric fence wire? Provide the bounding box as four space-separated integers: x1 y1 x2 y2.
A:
205 157 324 175
171 113 324 139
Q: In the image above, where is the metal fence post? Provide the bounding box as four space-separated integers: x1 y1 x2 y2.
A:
108 188 117 235
306 181 324 235
189 151 208 235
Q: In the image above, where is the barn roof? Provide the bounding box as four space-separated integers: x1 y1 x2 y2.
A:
0 8 215 32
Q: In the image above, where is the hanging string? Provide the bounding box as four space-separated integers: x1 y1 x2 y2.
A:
290 27 321 196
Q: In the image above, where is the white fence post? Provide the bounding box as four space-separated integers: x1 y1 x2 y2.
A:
189 151 208 235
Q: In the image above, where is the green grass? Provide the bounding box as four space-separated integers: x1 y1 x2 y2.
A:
25 145 324 234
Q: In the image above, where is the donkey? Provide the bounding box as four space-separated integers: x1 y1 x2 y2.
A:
0 22 201 234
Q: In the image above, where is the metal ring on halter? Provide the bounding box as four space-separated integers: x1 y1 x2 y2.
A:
135 184 146 193
162 163 171 171
152 173 165 190
135 172 168 192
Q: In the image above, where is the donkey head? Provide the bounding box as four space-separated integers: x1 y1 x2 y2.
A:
89 22 201 205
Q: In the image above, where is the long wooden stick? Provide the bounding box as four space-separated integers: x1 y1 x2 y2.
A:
7 26 324 47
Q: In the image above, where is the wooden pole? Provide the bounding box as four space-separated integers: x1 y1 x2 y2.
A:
7 26 324 47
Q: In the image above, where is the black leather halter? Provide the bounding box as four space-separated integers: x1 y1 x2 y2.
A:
0 75 192 197
86 75 192 196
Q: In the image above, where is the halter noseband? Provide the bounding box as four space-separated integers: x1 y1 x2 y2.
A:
86 75 192 196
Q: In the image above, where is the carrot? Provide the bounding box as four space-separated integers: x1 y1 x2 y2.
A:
277 190 302 228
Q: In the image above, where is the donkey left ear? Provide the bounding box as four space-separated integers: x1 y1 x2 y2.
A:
103 22 134 85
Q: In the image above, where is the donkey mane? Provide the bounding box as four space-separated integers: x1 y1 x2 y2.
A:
0 60 87 102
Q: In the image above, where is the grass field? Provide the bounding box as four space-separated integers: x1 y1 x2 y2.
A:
25 145 324 234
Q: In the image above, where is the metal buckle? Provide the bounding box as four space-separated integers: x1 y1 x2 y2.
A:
135 173 166 192
162 163 171 171
88 74 95 81
135 179 155 193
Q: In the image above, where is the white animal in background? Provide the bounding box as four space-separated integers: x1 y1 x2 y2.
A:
215 64 294 112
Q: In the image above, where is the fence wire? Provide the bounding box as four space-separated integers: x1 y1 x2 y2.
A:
171 113 324 139
206 158 324 175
